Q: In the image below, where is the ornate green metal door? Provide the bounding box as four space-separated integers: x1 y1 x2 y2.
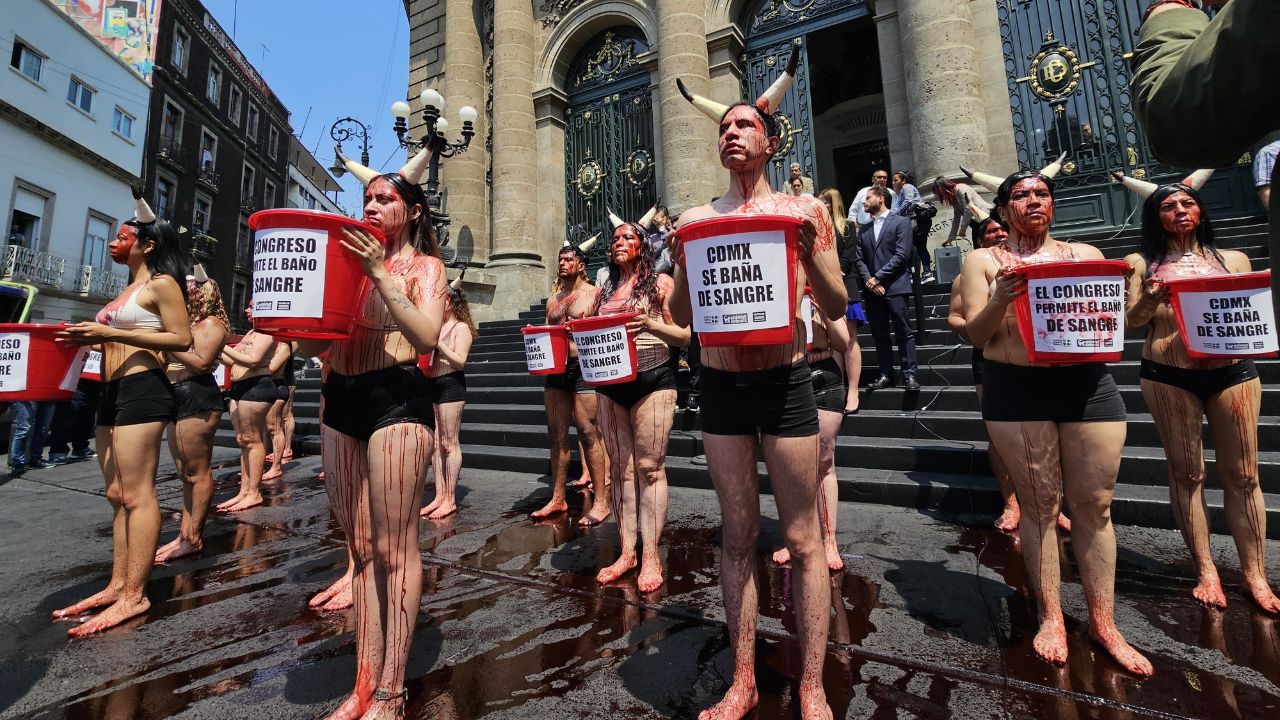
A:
740 38 816 193
999 0 1253 230
564 29 657 273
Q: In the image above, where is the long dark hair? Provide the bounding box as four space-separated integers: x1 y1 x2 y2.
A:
447 285 478 337
125 219 190 303
594 223 662 315
931 176 957 207
381 173 439 258
994 170 1056 209
1139 183 1222 270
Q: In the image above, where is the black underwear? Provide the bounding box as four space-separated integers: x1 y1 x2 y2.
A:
229 375 277 403
99 370 176 427
429 370 467 404
273 378 291 402
1139 358 1258 402
699 360 819 437
322 363 435 441
810 357 846 412
981 360 1126 423
595 365 676 409
971 349 984 386
544 358 593 394
173 374 223 420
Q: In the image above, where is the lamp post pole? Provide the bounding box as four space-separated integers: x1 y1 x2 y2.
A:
389 90 477 256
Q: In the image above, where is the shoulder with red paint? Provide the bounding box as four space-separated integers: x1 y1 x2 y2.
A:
655 273 675 300
1221 249 1252 274
1058 240 1105 260
404 253 448 301
674 201 719 229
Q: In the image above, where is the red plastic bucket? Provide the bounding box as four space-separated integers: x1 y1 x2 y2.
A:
569 313 638 386
214 362 231 390
80 349 103 382
1166 270 1277 359
522 325 568 375
248 209 375 340
417 352 435 372
0 324 90 401
1013 260 1129 364
677 214 802 347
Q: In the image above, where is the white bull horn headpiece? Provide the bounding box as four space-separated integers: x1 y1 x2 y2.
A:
1110 168 1214 200
450 272 464 290
959 152 1068 194
677 41 800 123
608 203 661 232
337 143 432 188
131 185 156 224
968 201 991 225
335 145 380 187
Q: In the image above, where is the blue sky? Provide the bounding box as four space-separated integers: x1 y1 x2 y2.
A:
200 0 410 212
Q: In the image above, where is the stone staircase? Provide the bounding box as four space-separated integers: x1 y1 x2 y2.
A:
227 215 1279 537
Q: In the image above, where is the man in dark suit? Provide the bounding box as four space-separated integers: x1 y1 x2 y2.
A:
849 185 919 390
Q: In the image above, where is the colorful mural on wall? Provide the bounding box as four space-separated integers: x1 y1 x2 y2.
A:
50 0 161 83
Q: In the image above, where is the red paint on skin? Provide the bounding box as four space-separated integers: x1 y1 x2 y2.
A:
108 225 137 264
1003 178 1054 237
1158 191 1202 237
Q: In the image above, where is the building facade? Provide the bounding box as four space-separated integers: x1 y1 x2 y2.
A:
144 0 290 331
407 0 1260 321
285 135 344 216
0 0 147 322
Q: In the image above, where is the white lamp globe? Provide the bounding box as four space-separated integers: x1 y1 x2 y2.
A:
419 88 444 109
458 105 478 123
434 117 450 134
390 101 411 119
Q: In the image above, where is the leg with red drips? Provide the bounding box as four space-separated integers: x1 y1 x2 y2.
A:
156 411 222 563
1142 379 1224 607
986 419 1069 666
263 398 286 481
576 392 611 526
597 396 638 584
570 437 592 489
533 388 574 518
699 432 762 720
217 401 250 510
774 409 843 572
1060 420 1152 676
631 389 676 592
1207 377 1280 613
424 401 463 519
363 423 432 718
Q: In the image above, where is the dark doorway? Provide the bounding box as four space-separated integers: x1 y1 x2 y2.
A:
831 139 891 208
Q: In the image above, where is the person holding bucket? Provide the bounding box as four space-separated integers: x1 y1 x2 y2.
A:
217 306 281 513
420 275 475 521
530 236 611 526
52 189 193 636
1118 169 1280 613
584 209 690 592
298 145 448 719
154 271 231 563
955 165 1152 676
669 42 848 719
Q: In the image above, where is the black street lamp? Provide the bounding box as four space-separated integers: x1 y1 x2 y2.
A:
390 89 476 253
329 116 372 179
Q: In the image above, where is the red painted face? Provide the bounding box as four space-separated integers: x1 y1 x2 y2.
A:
108 225 137 264
610 225 644 266
557 251 582 279
363 177 411 240
1003 177 1054 234
981 222 1008 249
1157 190 1201 236
718 105 775 169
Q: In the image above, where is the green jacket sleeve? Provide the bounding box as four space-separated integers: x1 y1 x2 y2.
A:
1131 2 1280 167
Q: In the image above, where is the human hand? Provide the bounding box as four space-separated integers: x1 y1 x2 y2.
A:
865 277 879 291
339 226 387 279
668 232 685 268
56 322 118 345
797 217 819 261
626 314 651 337
871 284 887 297
1140 277 1169 305
989 268 1026 305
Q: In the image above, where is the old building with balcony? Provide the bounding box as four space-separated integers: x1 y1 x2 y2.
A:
143 0 291 332
286 135 344 216
0 0 141 321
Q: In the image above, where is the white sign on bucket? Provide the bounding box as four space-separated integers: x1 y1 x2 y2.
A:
59 348 90 392
1026 275 1126 355
524 331 556 372
214 363 230 388
1179 286 1278 356
574 324 633 384
0 332 30 392
252 228 327 318
83 349 102 377
685 230 791 334
801 292 814 346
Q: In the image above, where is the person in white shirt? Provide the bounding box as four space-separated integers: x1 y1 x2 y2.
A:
851 169 895 227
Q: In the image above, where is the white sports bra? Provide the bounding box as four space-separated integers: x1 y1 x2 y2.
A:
97 282 164 329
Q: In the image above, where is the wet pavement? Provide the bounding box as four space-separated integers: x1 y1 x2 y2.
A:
2 451 1280 719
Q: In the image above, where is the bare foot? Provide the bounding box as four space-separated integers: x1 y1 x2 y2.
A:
568 476 590 489
531 498 568 519
799 683 834 720
420 496 442 518
318 471 326 481
68 596 150 637
1057 513 1072 534
223 494 263 512
698 681 758 720
52 586 120 619
1246 578 1280 614
773 547 791 565
426 502 457 520
596 555 637 585
216 493 247 511
824 541 844 572
637 557 664 593
154 536 203 564
323 692 369 720
1091 626 1154 676
264 452 275 463
1192 574 1228 609
360 693 406 720
994 505 1020 533
309 572 353 609
1032 617 1069 666
577 501 610 527
262 467 283 482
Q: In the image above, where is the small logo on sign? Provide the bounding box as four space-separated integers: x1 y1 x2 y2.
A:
724 313 748 325
752 311 767 323
704 316 719 326
275 301 293 311
1255 341 1266 349
1227 342 1249 350
255 300 273 311
1076 338 1103 348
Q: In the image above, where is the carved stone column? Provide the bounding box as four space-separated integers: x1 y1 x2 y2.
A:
441 0 489 265
486 0 542 268
654 0 720 214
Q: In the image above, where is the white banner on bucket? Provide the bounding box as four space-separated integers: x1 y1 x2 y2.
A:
1026 275 1126 355
801 293 814 346
524 332 556 372
252 228 328 318
574 324 633 384
59 348 90 392
0 332 30 393
1178 287 1278 356
82 349 102 377
685 230 791 334
214 363 230 388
